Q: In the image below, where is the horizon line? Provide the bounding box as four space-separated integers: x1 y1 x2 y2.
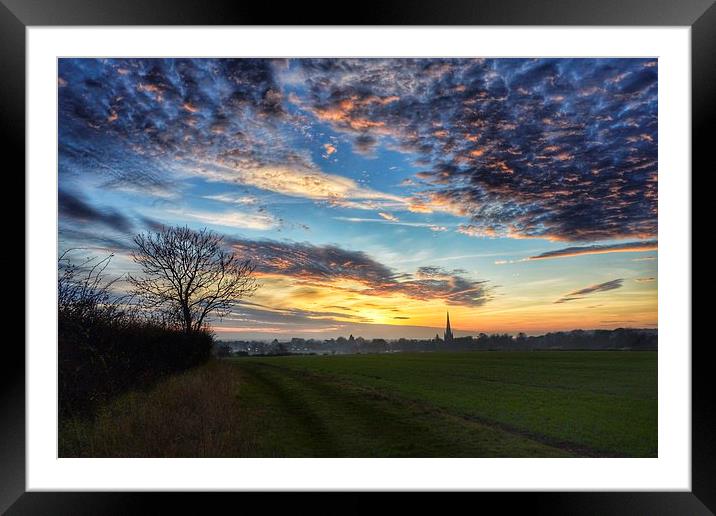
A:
214 326 658 342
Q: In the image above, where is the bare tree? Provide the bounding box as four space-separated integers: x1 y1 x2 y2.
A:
127 226 258 333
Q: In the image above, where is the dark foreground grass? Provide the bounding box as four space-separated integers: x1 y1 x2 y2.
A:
60 360 258 457
60 351 657 457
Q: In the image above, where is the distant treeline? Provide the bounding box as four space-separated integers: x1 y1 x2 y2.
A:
59 255 212 417
218 328 657 356
468 328 657 352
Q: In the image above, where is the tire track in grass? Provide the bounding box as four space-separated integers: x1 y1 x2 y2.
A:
257 363 460 457
238 361 344 456
235 361 577 457
240 362 447 456
247 361 623 458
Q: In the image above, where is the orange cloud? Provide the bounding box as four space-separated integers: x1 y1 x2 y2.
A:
136 83 164 102
182 101 199 113
190 161 406 208
323 143 337 157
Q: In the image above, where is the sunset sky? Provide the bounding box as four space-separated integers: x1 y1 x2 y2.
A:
58 58 658 340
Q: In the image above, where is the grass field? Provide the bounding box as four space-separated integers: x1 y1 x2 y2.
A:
60 351 657 458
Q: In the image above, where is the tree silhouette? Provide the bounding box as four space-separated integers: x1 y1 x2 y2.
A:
128 226 258 333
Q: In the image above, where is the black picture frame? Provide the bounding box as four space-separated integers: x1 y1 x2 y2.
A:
4 0 710 513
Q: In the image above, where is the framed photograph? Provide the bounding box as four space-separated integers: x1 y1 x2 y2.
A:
7 0 710 512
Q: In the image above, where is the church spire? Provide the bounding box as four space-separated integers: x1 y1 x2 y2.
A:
444 311 454 343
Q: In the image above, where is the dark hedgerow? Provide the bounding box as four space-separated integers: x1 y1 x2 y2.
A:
58 252 213 417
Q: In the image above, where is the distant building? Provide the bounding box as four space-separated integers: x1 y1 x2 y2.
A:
444 312 454 343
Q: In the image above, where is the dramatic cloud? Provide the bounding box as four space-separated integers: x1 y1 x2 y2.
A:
362 265 491 307
230 238 491 306
60 58 658 242
57 58 658 336
528 240 658 261
555 278 624 303
231 239 396 285
227 301 374 327
216 165 401 204
295 58 657 241
58 58 406 212
58 227 134 253
58 189 134 233
59 59 293 194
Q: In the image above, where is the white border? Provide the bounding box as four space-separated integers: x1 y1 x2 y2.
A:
27 27 691 491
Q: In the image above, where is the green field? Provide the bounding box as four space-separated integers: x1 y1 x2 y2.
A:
60 351 657 458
